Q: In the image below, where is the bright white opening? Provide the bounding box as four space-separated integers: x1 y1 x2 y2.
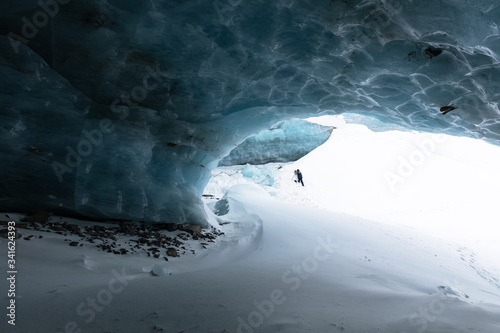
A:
296 115 500 240
206 114 500 265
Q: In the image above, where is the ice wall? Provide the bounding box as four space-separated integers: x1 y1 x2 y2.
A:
219 119 333 166
1 0 500 224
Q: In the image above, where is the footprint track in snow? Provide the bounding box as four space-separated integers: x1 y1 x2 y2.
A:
458 246 500 290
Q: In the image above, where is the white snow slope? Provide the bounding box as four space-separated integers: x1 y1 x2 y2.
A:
1 116 500 333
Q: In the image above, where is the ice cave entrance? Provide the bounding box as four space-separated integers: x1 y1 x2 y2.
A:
205 113 500 256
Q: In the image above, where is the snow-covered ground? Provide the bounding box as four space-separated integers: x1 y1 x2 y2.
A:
2 116 500 332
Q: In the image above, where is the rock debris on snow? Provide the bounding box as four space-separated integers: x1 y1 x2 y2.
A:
10 215 224 259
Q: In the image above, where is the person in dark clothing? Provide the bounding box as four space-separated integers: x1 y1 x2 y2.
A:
296 169 304 186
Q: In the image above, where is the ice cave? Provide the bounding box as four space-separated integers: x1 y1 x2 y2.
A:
1 0 500 332
2 0 500 225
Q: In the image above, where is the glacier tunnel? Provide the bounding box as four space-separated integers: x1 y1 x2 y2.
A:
1 0 500 225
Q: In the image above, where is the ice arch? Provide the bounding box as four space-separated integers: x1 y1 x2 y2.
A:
1 0 499 225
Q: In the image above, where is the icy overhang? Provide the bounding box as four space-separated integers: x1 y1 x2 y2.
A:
1 0 499 224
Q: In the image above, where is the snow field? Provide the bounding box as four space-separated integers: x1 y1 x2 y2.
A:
1 116 500 332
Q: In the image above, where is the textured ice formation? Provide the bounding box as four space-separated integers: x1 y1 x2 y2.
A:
241 164 278 186
219 119 333 166
1 0 500 224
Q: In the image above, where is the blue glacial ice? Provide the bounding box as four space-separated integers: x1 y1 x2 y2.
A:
219 119 333 166
1 0 500 224
241 164 277 187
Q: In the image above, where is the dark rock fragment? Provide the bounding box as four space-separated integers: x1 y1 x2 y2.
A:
21 211 51 223
425 46 443 58
181 224 202 235
157 223 180 232
440 105 457 115
166 248 178 257
64 224 81 234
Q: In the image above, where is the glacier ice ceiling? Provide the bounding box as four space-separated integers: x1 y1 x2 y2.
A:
1 0 500 225
219 119 334 166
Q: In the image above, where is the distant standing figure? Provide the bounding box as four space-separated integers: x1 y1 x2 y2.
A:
292 169 298 183
296 169 304 186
